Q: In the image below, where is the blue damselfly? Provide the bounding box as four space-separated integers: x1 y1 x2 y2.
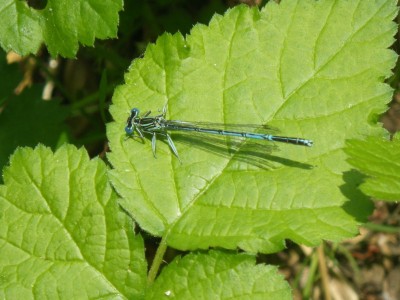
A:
125 107 313 160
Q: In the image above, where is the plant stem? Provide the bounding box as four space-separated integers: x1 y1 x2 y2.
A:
363 222 400 233
317 244 331 300
147 235 168 285
303 250 318 298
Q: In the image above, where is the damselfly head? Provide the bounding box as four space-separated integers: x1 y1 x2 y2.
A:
125 108 140 135
131 108 140 116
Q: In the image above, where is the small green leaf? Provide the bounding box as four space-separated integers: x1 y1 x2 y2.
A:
146 250 291 299
108 1 397 253
345 136 400 201
0 145 146 299
0 0 123 57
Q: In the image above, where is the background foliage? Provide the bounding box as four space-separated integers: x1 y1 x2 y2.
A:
0 0 399 299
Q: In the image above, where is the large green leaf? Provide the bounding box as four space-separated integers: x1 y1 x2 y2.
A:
0 0 123 57
107 0 397 253
146 250 291 299
0 145 146 299
345 136 400 201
